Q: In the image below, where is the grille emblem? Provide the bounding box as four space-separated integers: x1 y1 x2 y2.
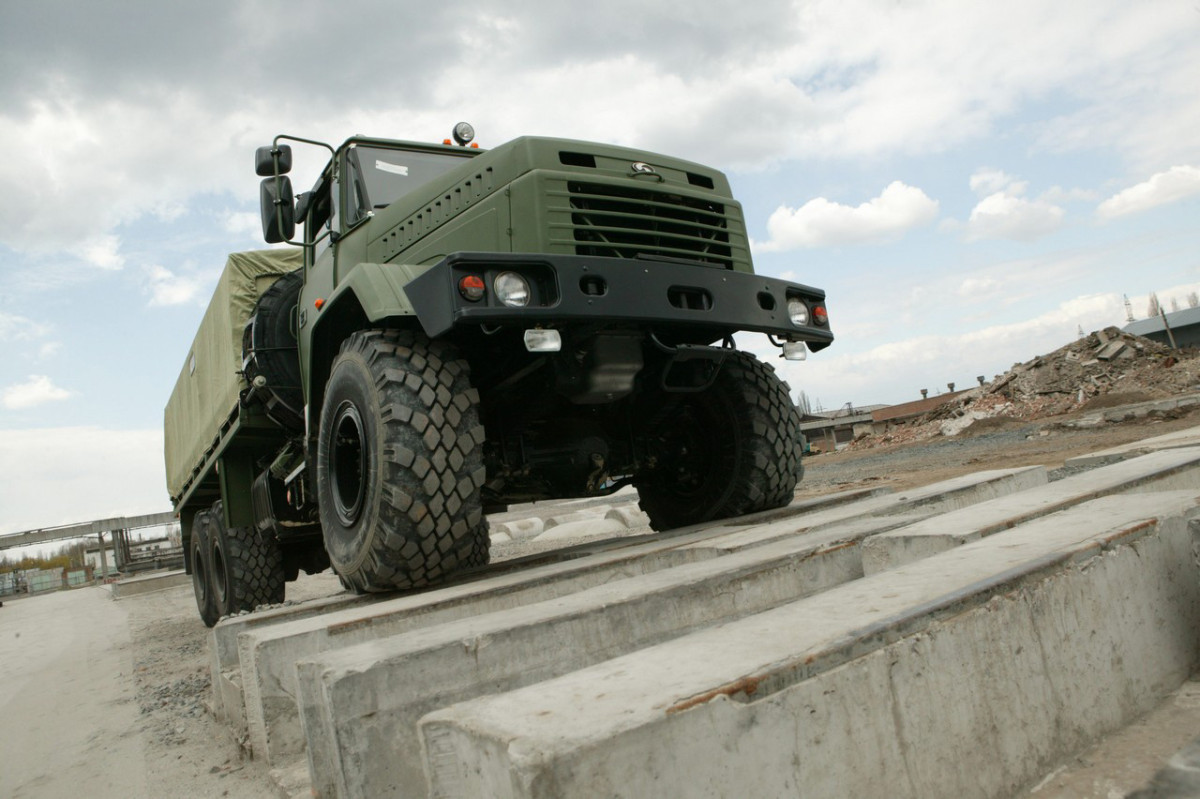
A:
631 162 655 174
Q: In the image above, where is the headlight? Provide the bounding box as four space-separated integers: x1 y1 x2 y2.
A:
494 271 530 307
787 298 809 327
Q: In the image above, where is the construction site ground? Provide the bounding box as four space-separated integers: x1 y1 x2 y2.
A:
3 401 1200 798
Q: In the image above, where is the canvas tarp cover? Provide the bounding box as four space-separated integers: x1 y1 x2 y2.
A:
164 249 302 501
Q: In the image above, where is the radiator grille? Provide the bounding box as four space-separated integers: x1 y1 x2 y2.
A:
566 181 732 269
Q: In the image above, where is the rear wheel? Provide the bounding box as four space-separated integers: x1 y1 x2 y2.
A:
637 351 804 530
190 511 219 627
208 501 285 619
316 329 490 592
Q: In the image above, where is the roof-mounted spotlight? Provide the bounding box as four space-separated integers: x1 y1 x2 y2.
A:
452 122 475 147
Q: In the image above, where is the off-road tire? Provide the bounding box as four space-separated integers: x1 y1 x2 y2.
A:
209 501 286 618
190 510 220 627
316 329 490 592
637 350 804 530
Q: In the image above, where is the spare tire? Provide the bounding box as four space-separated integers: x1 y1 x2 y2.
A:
243 270 304 430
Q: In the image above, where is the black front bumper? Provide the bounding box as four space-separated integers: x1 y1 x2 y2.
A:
404 252 833 350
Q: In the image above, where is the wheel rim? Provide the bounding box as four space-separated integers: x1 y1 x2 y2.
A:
330 400 368 526
660 406 725 500
191 538 208 604
211 539 228 605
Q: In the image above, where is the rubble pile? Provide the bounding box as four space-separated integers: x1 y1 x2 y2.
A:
848 328 1200 451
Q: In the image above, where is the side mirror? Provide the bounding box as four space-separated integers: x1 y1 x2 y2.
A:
255 144 293 177
260 176 295 243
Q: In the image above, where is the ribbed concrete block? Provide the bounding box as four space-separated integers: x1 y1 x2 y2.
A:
604 504 650 528
420 492 1200 799
295 515 903 799
861 446 1200 574
491 518 543 541
291 467 1062 798
543 511 603 529
209 591 374 725
240 531 732 764
1065 422 1200 467
531 517 625 542
233 487 914 763
690 466 1046 555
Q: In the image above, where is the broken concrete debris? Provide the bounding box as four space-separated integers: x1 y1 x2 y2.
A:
848 328 1200 450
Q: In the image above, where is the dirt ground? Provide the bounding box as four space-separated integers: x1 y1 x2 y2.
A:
2 405 1198 799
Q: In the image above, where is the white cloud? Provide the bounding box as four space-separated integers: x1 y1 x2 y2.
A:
957 277 1002 297
0 427 167 535
2 375 73 410
70 234 125 270
969 169 1026 197
222 210 262 237
1096 165 1200 219
758 181 938 251
1041 186 1099 204
0 3 1196 257
145 264 205 306
0 312 52 342
967 192 1065 242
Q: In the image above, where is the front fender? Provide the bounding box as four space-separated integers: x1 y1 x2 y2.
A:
301 261 436 434
320 261 435 322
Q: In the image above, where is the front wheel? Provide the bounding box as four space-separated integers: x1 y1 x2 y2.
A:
636 351 804 530
316 329 490 593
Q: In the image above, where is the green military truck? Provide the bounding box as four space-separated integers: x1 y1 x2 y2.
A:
165 124 833 626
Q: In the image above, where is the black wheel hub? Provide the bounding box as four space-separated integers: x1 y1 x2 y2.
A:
191 539 208 602
330 400 368 527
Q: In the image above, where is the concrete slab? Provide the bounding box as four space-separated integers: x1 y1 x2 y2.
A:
210 591 376 725
295 514 908 799
235 487 897 764
420 492 1200 799
233 472 1023 767
1064 394 1200 432
694 466 1046 554
109 569 190 599
861 446 1200 574
214 486 884 727
282 468 1046 797
1065 423 1200 467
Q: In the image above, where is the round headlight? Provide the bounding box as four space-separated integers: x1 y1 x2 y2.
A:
787 298 809 327
494 271 530 307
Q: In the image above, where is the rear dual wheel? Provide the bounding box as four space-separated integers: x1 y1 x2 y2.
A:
190 511 219 627
189 502 285 627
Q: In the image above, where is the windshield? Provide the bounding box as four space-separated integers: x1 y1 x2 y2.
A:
347 145 475 212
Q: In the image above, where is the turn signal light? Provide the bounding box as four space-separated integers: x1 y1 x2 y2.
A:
813 305 828 326
458 274 486 302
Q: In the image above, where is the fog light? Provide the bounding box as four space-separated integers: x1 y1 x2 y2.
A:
782 341 807 361
495 271 530 307
787 298 809 327
524 329 561 352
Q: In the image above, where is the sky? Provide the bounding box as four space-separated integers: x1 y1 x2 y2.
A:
1 0 1198 538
